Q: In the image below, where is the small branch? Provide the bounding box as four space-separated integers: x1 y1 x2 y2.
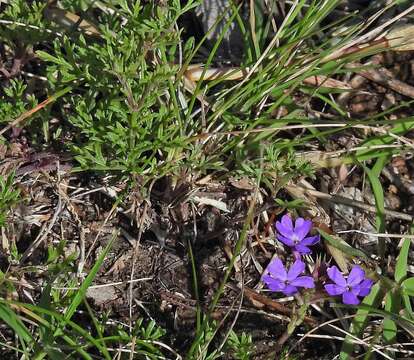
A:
349 62 414 99
241 286 318 327
285 184 413 222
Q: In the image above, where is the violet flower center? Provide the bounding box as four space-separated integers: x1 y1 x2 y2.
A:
292 234 299 244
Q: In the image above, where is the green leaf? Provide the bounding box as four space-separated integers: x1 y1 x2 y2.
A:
64 231 116 321
340 283 383 360
6 300 102 360
318 229 368 260
383 292 400 344
361 157 387 258
401 277 414 297
402 293 413 319
395 238 410 283
36 50 72 68
356 119 414 159
383 318 397 344
0 303 33 344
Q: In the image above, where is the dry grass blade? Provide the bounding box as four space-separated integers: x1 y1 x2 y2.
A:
185 64 249 81
241 286 318 327
0 86 72 136
19 197 63 264
44 7 101 36
285 183 413 222
349 62 414 99
185 64 352 90
287 314 391 359
323 4 414 62
337 230 414 239
385 24 414 52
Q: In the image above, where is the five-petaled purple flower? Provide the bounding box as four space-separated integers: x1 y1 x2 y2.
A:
275 215 320 255
262 258 315 296
324 265 374 305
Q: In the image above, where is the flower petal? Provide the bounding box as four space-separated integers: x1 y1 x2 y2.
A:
324 283 346 296
287 260 305 281
276 215 294 237
262 274 285 292
301 235 320 246
294 244 311 254
276 223 294 239
351 285 361 296
294 218 312 240
327 266 347 287
343 291 360 305
282 284 298 295
261 273 274 285
354 279 374 297
281 214 293 230
265 258 287 281
347 265 365 287
277 234 294 247
290 276 315 288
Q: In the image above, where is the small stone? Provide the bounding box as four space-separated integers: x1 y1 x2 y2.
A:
86 286 118 306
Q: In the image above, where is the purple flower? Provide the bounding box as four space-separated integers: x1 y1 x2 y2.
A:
262 258 315 296
324 265 374 305
275 215 320 255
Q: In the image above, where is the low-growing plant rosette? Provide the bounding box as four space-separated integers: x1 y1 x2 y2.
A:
324 265 374 305
262 258 315 296
275 214 320 255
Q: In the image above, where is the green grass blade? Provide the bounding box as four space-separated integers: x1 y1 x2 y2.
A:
184 4 240 126
402 293 413 319
3 299 107 359
0 303 33 344
64 231 116 321
402 277 414 296
339 283 383 360
318 229 368 260
186 167 260 358
395 238 410 283
361 156 387 259
383 292 399 344
382 318 397 344
356 120 414 159
83 299 111 360
186 236 202 335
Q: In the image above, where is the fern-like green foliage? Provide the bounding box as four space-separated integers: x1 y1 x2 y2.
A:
0 0 49 45
0 79 37 123
36 0 199 175
227 330 253 360
0 172 20 228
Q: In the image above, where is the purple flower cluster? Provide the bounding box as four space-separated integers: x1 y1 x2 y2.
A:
324 265 374 305
275 215 320 255
262 258 314 296
262 214 374 305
